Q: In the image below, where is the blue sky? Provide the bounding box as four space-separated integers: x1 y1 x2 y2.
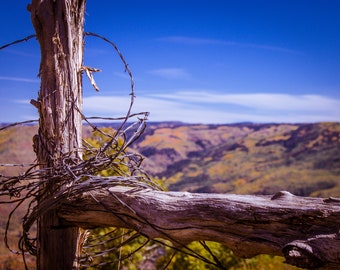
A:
0 0 339 124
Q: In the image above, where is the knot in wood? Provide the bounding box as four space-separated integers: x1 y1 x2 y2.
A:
323 197 340 203
271 190 294 200
33 134 40 154
283 241 324 269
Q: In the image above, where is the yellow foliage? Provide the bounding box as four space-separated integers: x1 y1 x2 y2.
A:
138 127 196 157
212 182 230 193
168 172 184 184
222 152 234 160
185 164 203 177
207 162 230 179
233 178 247 188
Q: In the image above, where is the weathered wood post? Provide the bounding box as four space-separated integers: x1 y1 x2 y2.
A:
28 0 86 269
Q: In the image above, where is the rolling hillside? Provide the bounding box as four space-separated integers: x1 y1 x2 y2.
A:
132 122 340 197
1 122 339 196
1 122 339 268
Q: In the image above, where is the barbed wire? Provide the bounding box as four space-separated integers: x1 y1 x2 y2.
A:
0 34 225 270
0 34 36 50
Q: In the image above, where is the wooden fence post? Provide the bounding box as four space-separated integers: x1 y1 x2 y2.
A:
29 0 86 269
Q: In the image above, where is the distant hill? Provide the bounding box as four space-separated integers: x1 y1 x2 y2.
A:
1 122 339 268
131 122 340 197
1 122 339 197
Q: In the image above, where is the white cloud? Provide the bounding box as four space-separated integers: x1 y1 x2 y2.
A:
82 92 340 124
158 36 233 46
15 99 31 104
146 68 190 80
113 71 130 79
158 36 299 54
151 92 340 113
0 76 39 83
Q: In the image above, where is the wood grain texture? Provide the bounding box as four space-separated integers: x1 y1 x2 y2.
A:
29 0 86 269
59 187 340 269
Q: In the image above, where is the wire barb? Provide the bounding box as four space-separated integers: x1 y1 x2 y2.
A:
81 65 101 91
0 32 226 270
0 31 154 268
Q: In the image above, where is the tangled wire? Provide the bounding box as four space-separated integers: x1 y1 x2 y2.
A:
0 33 227 270
0 32 163 268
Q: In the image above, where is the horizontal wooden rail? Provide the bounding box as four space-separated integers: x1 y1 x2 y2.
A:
58 187 340 269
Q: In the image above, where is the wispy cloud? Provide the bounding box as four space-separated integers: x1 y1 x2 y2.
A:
158 36 234 46
113 71 130 79
15 99 30 104
83 91 340 124
2 49 38 58
146 68 190 80
158 36 299 54
151 92 340 113
0 76 39 83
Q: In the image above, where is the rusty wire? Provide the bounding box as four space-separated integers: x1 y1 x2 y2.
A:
0 34 225 270
0 33 159 268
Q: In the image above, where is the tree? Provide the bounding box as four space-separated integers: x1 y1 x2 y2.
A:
0 1 339 269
